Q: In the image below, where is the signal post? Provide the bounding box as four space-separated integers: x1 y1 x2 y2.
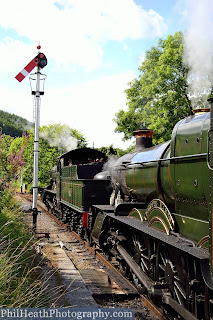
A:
15 44 47 232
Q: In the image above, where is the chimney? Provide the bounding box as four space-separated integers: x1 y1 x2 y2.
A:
133 129 154 151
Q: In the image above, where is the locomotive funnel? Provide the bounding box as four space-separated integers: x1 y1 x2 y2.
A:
133 129 154 151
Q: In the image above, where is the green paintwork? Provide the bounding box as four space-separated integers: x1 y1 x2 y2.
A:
160 148 174 205
173 213 209 244
145 199 174 234
149 219 168 233
126 142 171 204
56 172 60 201
92 212 106 245
208 101 213 274
170 113 210 221
202 241 209 250
126 162 160 202
60 166 80 209
59 173 110 214
129 208 147 221
61 180 84 210
148 209 170 234
197 236 209 250
125 111 212 248
61 165 78 179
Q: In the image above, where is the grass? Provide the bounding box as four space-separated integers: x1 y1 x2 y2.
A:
0 185 79 308
0 187 51 307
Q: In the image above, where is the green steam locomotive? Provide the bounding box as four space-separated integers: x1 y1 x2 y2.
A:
42 99 213 320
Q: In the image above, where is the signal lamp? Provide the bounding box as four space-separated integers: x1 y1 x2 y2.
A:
36 53 47 68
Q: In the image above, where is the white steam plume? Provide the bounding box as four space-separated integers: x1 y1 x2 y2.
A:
183 0 213 108
102 156 117 172
39 125 78 153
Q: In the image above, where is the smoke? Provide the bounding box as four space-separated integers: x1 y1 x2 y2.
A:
24 123 34 132
102 156 117 172
183 0 213 108
39 125 78 153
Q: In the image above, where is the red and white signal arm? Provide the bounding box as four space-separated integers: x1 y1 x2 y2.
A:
15 53 47 82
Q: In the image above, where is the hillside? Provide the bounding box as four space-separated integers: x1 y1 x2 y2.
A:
0 110 33 137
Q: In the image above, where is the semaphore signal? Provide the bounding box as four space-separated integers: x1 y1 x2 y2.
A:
15 44 47 232
15 52 47 82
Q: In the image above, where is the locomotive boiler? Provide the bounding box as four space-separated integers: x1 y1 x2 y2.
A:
110 109 210 246
42 100 213 320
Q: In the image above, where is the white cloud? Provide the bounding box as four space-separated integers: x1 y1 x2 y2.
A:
0 0 168 150
0 0 167 71
139 51 146 65
0 86 33 121
0 38 36 73
39 73 134 147
0 72 134 148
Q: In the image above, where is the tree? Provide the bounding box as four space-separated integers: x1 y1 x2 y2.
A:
114 32 192 144
39 124 87 153
7 134 28 181
38 124 87 186
19 130 60 190
0 134 28 211
9 124 88 191
0 110 33 137
0 134 14 179
98 145 127 158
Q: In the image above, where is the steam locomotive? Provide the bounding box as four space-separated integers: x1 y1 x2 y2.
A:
42 99 213 320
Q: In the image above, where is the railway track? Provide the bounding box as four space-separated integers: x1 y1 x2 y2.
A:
18 193 165 320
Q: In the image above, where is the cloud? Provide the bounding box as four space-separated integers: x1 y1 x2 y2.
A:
139 52 146 65
0 0 168 150
0 85 33 120
0 0 167 71
39 72 134 147
0 72 134 148
0 38 36 73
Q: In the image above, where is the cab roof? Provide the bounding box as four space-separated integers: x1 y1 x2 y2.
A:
58 147 107 166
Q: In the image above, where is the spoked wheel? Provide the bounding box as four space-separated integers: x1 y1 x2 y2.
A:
188 259 213 319
156 243 190 318
131 235 155 293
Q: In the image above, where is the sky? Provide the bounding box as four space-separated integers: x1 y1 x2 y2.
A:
0 0 191 149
